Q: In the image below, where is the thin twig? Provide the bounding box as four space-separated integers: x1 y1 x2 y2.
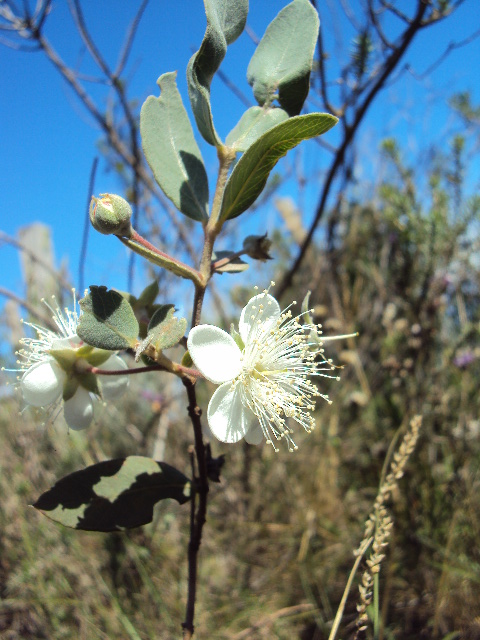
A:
277 0 429 300
114 0 150 78
78 156 98 294
0 230 72 295
0 285 55 329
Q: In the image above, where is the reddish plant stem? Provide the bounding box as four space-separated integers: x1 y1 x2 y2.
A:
89 363 203 378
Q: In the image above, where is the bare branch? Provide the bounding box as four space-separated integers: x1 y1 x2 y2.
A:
78 157 98 295
367 0 394 50
409 26 480 80
277 0 430 299
114 0 149 78
0 230 72 294
0 285 57 330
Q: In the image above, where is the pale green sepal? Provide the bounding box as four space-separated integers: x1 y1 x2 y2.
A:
77 372 101 396
75 345 95 359
78 286 139 351
226 106 289 152
84 349 112 367
140 72 209 222
63 377 79 402
49 348 77 373
187 0 248 146
220 113 338 221
181 351 193 369
247 0 319 116
230 324 245 350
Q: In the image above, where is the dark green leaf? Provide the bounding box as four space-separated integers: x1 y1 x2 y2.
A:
77 286 139 350
140 72 209 222
33 456 191 532
187 0 248 146
220 113 338 221
247 0 319 116
226 106 289 152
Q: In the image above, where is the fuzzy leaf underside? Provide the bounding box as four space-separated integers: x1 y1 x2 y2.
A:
77 286 139 350
147 305 187 351
140 72 209 222
226 106 289 152
187 0 248 145
247 0 319 117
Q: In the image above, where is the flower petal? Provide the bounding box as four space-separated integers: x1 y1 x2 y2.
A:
207 382 254 443
51 335 83 350
187 325 242 384
21 360 65 407
244 423 264 445
98 355 129 400
64 387 94 431
239 293 281 344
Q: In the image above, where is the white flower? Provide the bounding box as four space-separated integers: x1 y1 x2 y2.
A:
15 294 129 430
187 286 348 451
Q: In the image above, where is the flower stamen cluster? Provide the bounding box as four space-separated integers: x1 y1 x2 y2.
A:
9 292 129 431
188 284 348 451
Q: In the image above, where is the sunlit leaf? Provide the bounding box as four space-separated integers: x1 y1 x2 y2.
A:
77 286 139 350
226 106 289 152
141 72 209 221
135 305 187 360
247 0 319 116
220 113 338 221
33 456 191 532
187 0 248 145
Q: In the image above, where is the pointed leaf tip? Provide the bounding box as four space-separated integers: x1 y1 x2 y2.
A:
220 113 338 221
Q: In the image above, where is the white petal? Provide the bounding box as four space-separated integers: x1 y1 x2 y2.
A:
51 335 83 350
64 388 94 431
207 382 254 443
244 424 264 445
98 355 129 400
187 325 242 384
239 293 281 344
21 360 65 407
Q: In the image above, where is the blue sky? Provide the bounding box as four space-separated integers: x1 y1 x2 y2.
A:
0 0 479 324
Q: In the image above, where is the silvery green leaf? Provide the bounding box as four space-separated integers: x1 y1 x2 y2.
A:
78 286 139 350
187 0 248 146
141 72 209 222
135 305 187 360
226 106 289 152
247 0 319 116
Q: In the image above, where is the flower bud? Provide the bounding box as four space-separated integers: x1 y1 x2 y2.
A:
90 193 133 237
242 233 273 261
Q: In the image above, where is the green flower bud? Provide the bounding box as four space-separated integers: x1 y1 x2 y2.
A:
90 193 133 237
